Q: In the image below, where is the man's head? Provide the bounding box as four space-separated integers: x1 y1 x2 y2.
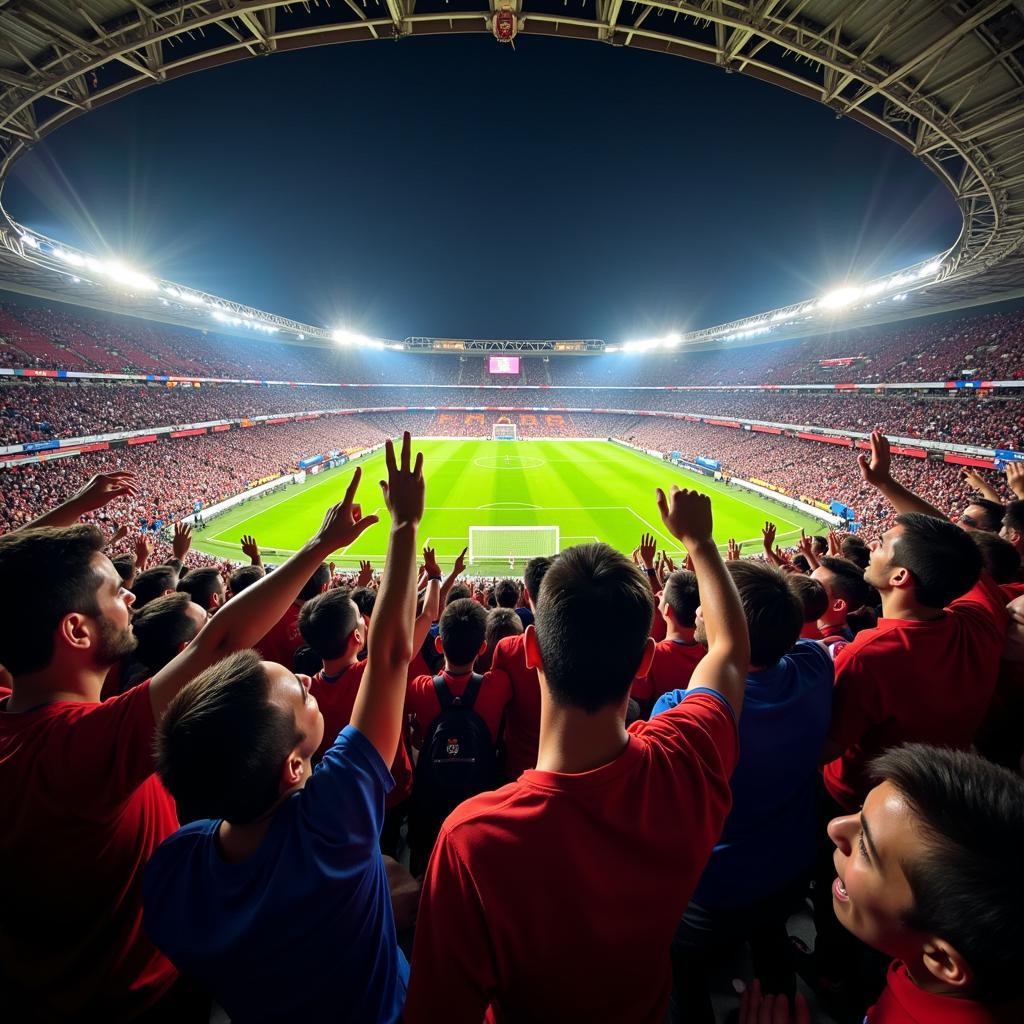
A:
0 525 136 678
111 554 136 586
695 561 801 670
528 543 654 713
787 573 829 625
811 535 828 557
297 562 331 602
131 592 206 673
865 513 982 611
811 556 876 627
436 598 488 670
446 583 471 605
959 498 1004 533
971 531 1021 584
156 650 323 824
349 586 376 634
1000 500 1024 555
131 565 179 609
841 535 870 570
227 564 265 598
522 555 555 609
659 570 700 632
485 607 523 651
176 567 226 614
494 579 519 609
298 588 363 662
828 745 1024 1004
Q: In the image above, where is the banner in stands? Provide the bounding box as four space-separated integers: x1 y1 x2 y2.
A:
830 500 857 522
298 454 324 469
995 449 1024 463
696 456 721 470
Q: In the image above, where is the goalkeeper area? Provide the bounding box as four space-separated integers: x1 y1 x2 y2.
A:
192 439 828 571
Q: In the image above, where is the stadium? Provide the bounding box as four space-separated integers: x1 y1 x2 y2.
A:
2 3 1024 1024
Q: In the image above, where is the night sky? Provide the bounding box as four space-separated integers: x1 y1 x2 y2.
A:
5 34 961 341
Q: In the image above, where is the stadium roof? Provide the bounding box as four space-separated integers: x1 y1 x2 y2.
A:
0 0 1022 353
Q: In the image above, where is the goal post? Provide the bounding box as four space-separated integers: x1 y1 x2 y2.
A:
492 423 518 441
468 525 559 565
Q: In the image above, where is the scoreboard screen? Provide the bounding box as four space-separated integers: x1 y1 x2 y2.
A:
488 356 521 375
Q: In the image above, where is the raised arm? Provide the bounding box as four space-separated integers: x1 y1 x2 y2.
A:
859 430 948 520
1006 462 1024 501
413 546 443 655
16 471 139 531
439 546 467 607
351 433 425 762
762 521 784 566
961 468 1002 505
656 485 749 719
148 466 380 719
240 534 263 567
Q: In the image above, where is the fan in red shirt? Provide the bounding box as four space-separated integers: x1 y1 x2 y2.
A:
490 555 557 780
828 745 1024 1024
0 468 380 1021
255 562 330 670
632 568 704 715
404 484 750 1024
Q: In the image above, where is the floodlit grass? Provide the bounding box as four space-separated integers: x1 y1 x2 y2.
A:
192 439 827 571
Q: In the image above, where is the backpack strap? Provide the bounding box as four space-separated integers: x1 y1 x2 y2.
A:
432 672 485 711
432 673 455 711
460 673 485 711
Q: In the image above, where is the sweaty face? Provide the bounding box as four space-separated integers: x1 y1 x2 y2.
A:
91 553 138 665
828 780 921 962
264 660 324 764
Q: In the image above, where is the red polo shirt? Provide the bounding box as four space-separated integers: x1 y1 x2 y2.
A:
491 634 541 780
825 574 1007 810
632 637 705 703
867 960 1014 1023
0 682 179 1020
255 601 304 671
406 668 512 749
404 689 738 1024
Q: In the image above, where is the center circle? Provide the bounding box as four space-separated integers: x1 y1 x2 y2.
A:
473 455 546 470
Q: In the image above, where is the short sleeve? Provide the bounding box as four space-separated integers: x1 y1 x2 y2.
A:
302 725 393 848
829 650 886 749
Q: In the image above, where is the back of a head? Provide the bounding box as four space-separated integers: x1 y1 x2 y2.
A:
132 565 179 609
350 585 376 620
811 535 828 556
485 607 523 649
1003 499 1024 538
534 543 653 713
818 556 875 610
841 535 870 569
787 573 829 624
132 592 204 673
727 561 802 668
870 744 1024 1004
970 530 1021 584
446 583 471 605
156 649 298 824
439 598 488 666
0 525 106 676
894 513 983 608
111 554 136 584
523 555 555 603
494 579 519 609
298 588 360 660
176 567 224 611
662 569 700 628
228 564 265 596
297 562 331 602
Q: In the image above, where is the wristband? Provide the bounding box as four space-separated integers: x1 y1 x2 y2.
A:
645 567 657 575
426 574 442 582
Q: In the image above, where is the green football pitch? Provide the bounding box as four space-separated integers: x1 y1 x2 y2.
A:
192 439 827 571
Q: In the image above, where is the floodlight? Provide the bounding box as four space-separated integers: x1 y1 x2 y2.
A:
918 261 941 278
20 234 39 249
819 286 861 310
333 328 370 345
53 248 85 267
103 261 158 291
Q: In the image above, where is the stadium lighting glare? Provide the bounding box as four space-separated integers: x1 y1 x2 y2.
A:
918 260 942 278
333 328 372 346
819 286 862 311
19 234 39 249
102 261 158 291
622 332 681 353
53 248 85 267
863 280 887 297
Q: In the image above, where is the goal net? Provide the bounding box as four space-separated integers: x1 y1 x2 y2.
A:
468 525 559 565
492 423 518 441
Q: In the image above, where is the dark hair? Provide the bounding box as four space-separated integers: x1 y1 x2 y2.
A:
293 645 323 677
892 513 982 608
792 554 811 574
494 579 519 608
817 556 875 610
132 593 203 673
438 598 488 667
446 583 471 604
176 567 224 611
111 554 136 583
1003 499 1024 536
787 573 829 623
0 525 106 675
132 565 179 609
350 586 376 619
727 561 802 668
228 564 264 596
156 650 300 824
523 555 555 603
534 543 653 713
485 607 523 649
298 589 360 660
662 570 700 628
964 498 1005 532
841 535 870 569
298 562 330 602
970 531 1021 584
870 744 1024 1003
811 535 828 555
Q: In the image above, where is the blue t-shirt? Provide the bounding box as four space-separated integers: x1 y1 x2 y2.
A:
515 606 535 628
143 725 407 1023
653 639 833 909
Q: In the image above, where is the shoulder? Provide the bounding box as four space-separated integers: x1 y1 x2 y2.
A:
786 639 836 676
493 633 525 659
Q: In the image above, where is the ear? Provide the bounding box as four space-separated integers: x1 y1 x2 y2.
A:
58 612 95 656
832 597 848 614
524 624 543 672
890 566 914 591
662 603 675 625
209 593 220 611
280 750 305 792
434 635 444 655
349 626 363 651
921 938 972 992
635 635 656 679
477 639 488 657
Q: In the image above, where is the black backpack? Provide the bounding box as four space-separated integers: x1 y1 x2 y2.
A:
409 674 498 871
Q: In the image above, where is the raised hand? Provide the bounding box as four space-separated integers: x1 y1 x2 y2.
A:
638 532 657 569
106 524 129 548
774 545 792 565
684 553 694 572
739 981 809 1024
71 471 140 513
422 546 441 579
655 484 713 549
452 546 468 577
961 468 985 492
727 538 741 561
663 552 676 573
1006 462 1024 500
172 521 192 562
858 430 892 489
378 432 425 528
357 560 374 587
827 530 843 556
240 534 261 564
134 532 153 571
762 521 777 552
314 465 381 552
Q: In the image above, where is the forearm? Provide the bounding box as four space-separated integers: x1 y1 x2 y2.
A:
439 568 459 607
18 497 89 531
763 542 783 566
412 579 441 653
874 478 949 521
974 479 1002 504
